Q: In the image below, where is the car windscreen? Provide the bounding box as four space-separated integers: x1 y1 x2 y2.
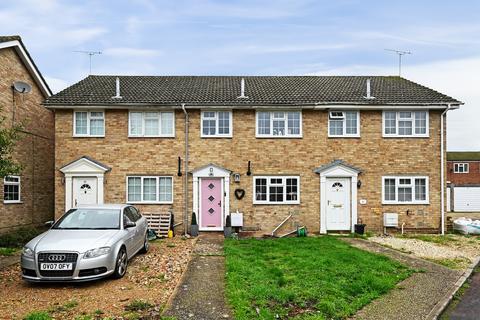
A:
53 208 121 230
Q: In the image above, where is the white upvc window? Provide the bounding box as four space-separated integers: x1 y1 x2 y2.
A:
126 176 173 204
3 176 21 203
256 111 302 138
73 111 105 137
382 176 429 204
253 176 300 204
454 163 469 173
128 111 175 137
201 111 232 137
383 111 429 137
328 111 360 137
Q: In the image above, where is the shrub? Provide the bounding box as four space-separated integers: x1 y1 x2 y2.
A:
124 300 153 312
0 227 45 248
23 311 52 320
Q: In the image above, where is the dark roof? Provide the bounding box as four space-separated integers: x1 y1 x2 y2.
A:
0 35 22 43
314 159 362 174
0 35 52 97
59 156 111 172
447 152 480 161
44 75 461 107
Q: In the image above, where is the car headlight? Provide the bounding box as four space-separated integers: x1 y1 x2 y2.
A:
83 247 111 259
22 247 34 258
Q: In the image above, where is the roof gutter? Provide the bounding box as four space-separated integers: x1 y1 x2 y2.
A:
440 104 460 235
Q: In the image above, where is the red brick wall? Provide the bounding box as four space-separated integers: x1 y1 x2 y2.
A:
447 161 480 185
0 47 55 234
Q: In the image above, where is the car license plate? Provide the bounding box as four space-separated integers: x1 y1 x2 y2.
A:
40 263 73 270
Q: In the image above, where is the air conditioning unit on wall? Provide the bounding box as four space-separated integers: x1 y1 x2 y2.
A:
384 213 399 227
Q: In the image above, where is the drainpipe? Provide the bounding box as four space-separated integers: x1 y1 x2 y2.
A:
440 104 459 235
181 103 189 236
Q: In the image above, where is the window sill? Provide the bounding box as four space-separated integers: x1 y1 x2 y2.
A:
3 201 23 204
73 135 105 138
382 135 429 139
126 201 173 205
328 135 361 138
253 202 300 205
382 202 430 205
255 135 303 139
128 135 175 138
201 135 233 139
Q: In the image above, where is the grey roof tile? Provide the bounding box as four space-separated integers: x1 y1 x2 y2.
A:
44 75 461 107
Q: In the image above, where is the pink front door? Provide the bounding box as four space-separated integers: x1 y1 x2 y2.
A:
200 178 223 229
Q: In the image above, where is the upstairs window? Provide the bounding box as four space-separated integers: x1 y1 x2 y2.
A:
383 111 428 137
454 163 469 173
253 176 300 204
74 111 105 136
256 111 302 138
382 176 429 204
129 111 175 137
201 111 232 137
3 176 21 203
328 111 360 137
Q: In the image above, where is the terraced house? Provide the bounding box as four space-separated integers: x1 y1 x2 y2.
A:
44 76 461 234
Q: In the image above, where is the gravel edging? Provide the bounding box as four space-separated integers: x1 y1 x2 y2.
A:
427 255 480 319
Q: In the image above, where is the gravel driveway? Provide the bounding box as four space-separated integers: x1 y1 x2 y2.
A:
0 237 195 319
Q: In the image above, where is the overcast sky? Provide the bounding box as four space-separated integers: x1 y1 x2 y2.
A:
1 0 478 150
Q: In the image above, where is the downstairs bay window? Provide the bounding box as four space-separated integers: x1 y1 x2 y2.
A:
253 176 300 204
382 176 429 204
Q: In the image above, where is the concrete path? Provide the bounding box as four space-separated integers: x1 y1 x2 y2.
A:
343 238 463 320
445 270 480 320
163 233 232 320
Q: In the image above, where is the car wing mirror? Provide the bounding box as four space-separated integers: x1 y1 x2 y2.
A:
125 221 136 229
44 220 54 228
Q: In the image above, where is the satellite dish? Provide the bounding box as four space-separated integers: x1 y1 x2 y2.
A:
13 81 32 93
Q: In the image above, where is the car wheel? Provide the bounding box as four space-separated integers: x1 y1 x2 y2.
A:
140 232 149 254
112 248 128 279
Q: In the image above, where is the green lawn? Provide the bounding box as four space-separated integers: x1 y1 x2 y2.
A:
225 237 412 320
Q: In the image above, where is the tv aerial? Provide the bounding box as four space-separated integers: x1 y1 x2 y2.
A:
385 49 411 77
74 50 102 74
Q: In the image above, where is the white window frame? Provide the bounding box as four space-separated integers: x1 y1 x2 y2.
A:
200 110 233 138
73 110 105 137
328 111 360 137
382 176 429 205
252 176 300 204
255 111 303 138
382 110 429 138
128 111 175 137
126 176 173 204
3 176 21 204
454 163 469 173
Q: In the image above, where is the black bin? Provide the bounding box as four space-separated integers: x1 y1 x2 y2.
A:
354 224 366 235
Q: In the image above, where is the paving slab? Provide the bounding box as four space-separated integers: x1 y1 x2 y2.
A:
163 233 232 320
343 238 462 320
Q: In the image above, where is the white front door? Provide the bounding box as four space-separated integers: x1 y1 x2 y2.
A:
326 178 350 230
72 177 98 207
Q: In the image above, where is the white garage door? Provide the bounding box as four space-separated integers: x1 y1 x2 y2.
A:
454 187 480 212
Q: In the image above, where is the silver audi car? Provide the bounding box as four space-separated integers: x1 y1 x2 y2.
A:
21 204 149 282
